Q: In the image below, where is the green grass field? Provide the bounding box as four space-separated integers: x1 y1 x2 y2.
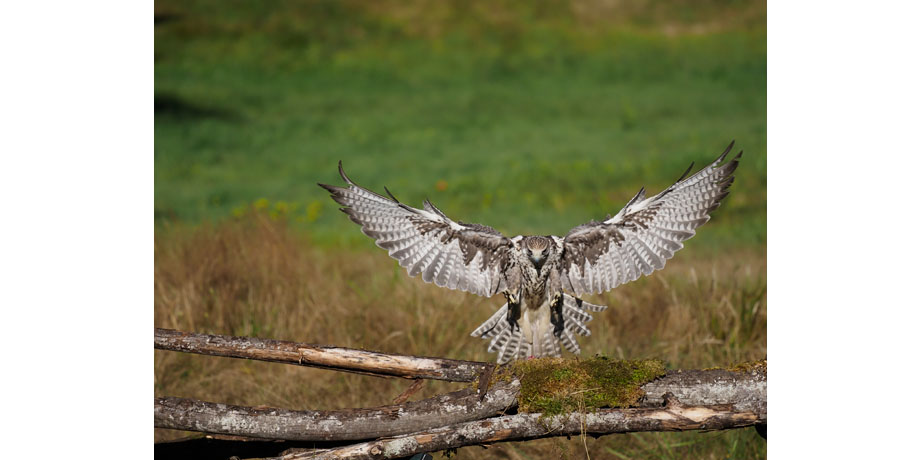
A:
155 1 766 457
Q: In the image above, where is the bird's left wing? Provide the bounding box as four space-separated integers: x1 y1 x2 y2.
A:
560 142 742 296
319 163 513 297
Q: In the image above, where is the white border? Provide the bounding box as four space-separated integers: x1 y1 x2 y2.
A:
4 0 920 456
770 0 920 456
0 2 151 457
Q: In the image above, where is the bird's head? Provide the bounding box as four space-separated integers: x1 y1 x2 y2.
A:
523 236 551 268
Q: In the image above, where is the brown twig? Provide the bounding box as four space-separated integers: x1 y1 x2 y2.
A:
392 379 425 405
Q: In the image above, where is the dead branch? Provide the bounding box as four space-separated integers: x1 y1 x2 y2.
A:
640 366 767 421
155 328 489 382
155 380 520 441
392 379 425 405
272 393 758 460
154 366 765 442
155 328 766 456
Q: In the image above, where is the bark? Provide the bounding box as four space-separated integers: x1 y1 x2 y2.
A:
155 380 520 441
639 366 767 421
155 328 488 382
277 393 759 460
155 368 765 443
155 328 766 456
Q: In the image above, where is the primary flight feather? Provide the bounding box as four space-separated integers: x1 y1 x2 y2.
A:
319 142 742 363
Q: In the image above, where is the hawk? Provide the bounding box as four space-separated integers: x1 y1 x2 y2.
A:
319 142 742 363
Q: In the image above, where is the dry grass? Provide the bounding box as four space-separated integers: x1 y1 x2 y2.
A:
154 213 766 457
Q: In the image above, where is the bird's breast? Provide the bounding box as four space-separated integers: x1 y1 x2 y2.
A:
523 289 548 311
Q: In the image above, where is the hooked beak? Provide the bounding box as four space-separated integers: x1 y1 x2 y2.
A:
529 252 546 268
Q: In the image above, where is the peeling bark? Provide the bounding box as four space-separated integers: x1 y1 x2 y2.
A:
155 328 488 382
155 380 519 441
277 394 759 460
639 366 767 421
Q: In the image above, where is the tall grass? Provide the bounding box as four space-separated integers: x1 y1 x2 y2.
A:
154 212 765 457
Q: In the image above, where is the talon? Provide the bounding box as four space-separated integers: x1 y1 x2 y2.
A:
504 291 522 332
551 292 563 307
506 308 520 332
550 294 564 338
552 319 564 337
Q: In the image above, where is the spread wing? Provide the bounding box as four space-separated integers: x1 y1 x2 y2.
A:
561 142 742 296
319 163 513 297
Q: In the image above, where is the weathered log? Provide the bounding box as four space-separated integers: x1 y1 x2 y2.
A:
640 365 767 421
155 328 766 455
155 380 520 441
155 367 765 442
276 393 759 460
155 328 489 382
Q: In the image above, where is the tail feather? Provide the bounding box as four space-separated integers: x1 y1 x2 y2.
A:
482 312 527 365
561 306 592 337
575 297 607 312
472 294 608 364
562 303 594 324
487 326 511 352
498 329 525 364
472 304 508 339
540 329 561 357
559 327 580 354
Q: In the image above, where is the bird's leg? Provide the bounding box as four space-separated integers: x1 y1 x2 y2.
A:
504 290 522 332
550 291 564 338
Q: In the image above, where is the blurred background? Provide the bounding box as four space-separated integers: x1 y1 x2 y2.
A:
155 1 766 457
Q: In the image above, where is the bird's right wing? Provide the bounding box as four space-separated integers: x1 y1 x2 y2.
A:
319 163 514 297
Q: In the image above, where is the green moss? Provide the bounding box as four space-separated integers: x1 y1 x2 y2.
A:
492 357 666 416
728 358 767 374
705 358 767 374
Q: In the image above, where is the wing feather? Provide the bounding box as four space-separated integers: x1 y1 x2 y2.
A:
319 163 512 297
561 142 742 296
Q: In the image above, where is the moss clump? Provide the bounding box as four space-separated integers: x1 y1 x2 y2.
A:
704 358 767 374
493 357 666 416
728 358 767 374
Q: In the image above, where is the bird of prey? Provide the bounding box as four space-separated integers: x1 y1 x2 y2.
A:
319 142 742 364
